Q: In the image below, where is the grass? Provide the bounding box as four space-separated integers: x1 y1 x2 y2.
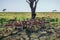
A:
0 12 60 40
0 12 60 22
0 12 60 23
0 12 31 20
0 12 60 19
0 28 5 31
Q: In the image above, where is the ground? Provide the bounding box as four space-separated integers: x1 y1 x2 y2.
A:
0 12 60 40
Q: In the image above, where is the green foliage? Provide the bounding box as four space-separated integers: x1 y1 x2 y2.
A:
55 18 58 22
50 18 55 22
0 18 7 25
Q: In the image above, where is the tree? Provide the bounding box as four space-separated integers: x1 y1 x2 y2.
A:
26 0 39 19
52 10 57 12
2 9 6 12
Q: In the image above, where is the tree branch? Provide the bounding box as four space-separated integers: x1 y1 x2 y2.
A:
26 0 30 4
36 0 39 3
33 0 39 11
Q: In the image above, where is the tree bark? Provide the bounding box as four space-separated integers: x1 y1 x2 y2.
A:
30 2 36 19
31 8 36 19
26 0 39 19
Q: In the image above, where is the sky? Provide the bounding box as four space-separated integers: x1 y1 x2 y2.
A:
0 0 60 12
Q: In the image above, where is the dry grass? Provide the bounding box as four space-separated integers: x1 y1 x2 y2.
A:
0 12 60 19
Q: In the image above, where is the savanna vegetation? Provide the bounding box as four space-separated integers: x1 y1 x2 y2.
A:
0 12 60 40
0 12 60 19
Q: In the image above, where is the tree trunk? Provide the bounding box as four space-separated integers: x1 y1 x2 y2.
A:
29 2 36 19
31 8 36 19
29 1 38 19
